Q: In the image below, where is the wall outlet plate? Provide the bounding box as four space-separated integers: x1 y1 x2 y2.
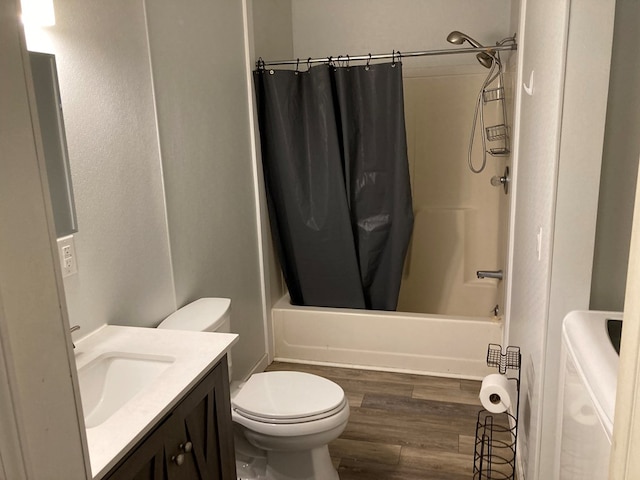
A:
57 235 77 278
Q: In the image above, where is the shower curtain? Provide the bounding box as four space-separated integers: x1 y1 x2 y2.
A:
254 62 413 310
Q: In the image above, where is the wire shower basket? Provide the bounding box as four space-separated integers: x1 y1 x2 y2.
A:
483 87 505 103
486 124 508 142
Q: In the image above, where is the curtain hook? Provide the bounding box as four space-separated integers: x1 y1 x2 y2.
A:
392 50 401 67
336 55 342 70
295 58 300 75
307 57 312 71
346 54 350 69
366 53 371 71
257 57 265 71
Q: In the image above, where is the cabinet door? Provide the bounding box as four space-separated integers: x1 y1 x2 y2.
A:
105 357 236 480
168 356 236 480
104 419 169 480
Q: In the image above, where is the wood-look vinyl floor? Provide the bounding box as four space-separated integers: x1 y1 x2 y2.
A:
266 362 487 480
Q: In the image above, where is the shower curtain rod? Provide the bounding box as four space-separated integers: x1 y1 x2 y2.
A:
256 44 517 69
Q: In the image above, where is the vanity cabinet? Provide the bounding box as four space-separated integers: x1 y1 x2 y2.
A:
104 356 236 480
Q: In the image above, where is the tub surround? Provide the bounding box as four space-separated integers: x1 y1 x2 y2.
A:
74 325 238 479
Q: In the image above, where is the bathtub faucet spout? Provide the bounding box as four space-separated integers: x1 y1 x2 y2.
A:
477 270 503 280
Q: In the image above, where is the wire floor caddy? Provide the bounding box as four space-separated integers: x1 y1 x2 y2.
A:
474 344 521 479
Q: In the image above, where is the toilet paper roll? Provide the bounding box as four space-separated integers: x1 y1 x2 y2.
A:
479 373 516 414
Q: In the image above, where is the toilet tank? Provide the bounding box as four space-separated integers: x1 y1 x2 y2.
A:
158 298 231 333
158 298 233 379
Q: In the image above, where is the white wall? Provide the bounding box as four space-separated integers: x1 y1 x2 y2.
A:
0 2 88 476
291 0 512 69
251 0 293 63
52 0 176 334
250 0 292 305
26 0 268 381
508 0 616 478
0 0 269 475
505 0 570 476
248 0 293 356
541 0 616 477
144 0 267 379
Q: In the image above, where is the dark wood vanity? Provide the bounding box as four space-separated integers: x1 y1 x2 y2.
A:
104 357 236 480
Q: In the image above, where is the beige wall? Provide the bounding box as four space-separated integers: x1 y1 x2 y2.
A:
399 72 505 316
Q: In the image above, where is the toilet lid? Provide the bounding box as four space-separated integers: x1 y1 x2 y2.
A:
232 371 345 422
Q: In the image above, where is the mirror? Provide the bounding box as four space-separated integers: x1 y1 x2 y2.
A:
29 51 77 237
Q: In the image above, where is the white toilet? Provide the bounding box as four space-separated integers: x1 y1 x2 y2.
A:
157 298 350 480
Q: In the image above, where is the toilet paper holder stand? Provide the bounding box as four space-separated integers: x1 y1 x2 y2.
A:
473 343 521 480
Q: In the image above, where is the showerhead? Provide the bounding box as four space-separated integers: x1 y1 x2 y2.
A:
447 30 497 69
476 51 494 69
446 30 484 49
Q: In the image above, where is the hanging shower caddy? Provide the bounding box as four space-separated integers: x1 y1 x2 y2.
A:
482 84 510 157
473 344 521 480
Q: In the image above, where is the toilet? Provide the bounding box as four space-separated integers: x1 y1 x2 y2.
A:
157 298 350 480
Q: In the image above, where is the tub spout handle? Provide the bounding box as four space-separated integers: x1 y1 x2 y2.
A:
477 270 503 280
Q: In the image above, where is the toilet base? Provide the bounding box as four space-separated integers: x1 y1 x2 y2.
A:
265 445 339 480
233 425 339 480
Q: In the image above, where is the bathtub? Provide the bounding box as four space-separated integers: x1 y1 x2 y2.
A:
272 295 503 380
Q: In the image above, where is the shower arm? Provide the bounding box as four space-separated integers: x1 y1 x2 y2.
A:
256 44 516 68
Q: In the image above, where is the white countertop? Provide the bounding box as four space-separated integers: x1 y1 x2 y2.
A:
74 325 238 479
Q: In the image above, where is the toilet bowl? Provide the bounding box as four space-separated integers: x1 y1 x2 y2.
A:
157 298 349 480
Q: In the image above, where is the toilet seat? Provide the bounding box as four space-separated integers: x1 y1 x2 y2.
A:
232 399 350 439
232 371 346 424
235 398 348 424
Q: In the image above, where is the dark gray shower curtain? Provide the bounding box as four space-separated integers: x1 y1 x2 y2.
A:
254 62 413 310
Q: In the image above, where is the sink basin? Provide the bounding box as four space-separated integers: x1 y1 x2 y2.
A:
78 353 174 428
73 325 238 478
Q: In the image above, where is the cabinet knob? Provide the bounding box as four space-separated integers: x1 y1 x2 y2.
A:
181 441 193 453
171 454 185 466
